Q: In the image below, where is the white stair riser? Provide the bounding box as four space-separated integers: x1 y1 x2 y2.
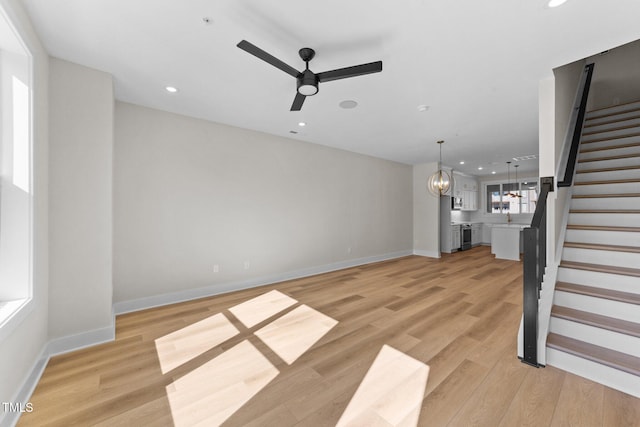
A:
564 228 640 247
554 291 640 323
568 213 640 227
587 111 640 128
583 117 640 134
577 156 640 170
546 348 640 398
557 267 640 294
578 146 640 161
576 168 640 183
586 102 640 119
572 182 640 195
571 196 640 210
582 128 640 144
549 317 640 357
580 137 640 152
562 247 640 270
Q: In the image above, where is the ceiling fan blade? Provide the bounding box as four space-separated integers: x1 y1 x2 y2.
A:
237 40 300 78
317 61 382 83
290 92 306 111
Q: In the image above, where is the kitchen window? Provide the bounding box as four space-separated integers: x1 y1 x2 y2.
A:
486 179 538 214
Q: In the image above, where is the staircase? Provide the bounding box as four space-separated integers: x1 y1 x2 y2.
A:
546 100 640 398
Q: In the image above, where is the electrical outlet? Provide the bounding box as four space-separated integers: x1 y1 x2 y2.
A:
347 247 352 254
213 264 219 273
243 260 250 270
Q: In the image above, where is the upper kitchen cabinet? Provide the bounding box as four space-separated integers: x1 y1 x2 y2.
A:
453 172 478 211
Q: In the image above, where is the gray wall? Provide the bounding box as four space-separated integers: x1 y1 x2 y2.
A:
48 58 114 340
586 39 640 110
113 102 413 304
412 162 440 257
552 59 585 252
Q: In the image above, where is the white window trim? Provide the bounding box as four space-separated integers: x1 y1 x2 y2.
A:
482 177 538 218
0 5 34 341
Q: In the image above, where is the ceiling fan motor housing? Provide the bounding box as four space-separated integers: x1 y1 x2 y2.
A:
297 69 319 96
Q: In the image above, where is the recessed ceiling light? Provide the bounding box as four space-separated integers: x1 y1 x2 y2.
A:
478 166 483 170
459 161 465 165
548 0 568 7
417 105 430 112
492 171 496 174
298 122 306 127
339 100 358 109
165 86 178 93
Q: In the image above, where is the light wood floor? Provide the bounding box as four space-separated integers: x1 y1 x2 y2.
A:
19 246 640 426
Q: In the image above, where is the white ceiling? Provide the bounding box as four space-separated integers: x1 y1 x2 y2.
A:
21 0 640 176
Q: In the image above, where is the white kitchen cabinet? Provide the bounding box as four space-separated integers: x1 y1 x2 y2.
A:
482 224 493 245
462 190 477 211
471 224 482 246
451 225 461 251
454 173 478 211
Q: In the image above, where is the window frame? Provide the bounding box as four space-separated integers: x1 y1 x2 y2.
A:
484 177 539 216
0 5 34 340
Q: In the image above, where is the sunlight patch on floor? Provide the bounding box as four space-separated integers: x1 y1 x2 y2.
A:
228 289 298 328
336 344 430 427
166 339 279 427
254 304 338 364
154 313 239 374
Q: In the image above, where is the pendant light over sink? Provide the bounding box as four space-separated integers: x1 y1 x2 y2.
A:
505 161 522 198
513 164 522 198
427 140 452 197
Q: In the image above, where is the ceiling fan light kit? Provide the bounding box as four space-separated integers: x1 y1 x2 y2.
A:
237 40 382 111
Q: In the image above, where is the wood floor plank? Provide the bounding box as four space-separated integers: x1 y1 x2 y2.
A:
17 247 640 426
603 387 640 427
498 365 566 427
550 374 605 427
447 352 529 426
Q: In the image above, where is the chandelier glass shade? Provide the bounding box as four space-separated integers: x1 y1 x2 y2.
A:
427 140 452 197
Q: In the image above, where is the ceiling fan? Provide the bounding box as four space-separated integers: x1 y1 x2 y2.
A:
237 40 383 111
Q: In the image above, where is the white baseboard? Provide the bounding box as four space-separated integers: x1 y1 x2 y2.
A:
46 320 115 357
413 250 440 258
114 250 414 315
1 348 48 427
0 316 117 427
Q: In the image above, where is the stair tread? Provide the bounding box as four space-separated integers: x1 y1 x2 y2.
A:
587 102 640 116
564 241 640 253
580 131 640 144
584 113 640 128
572 193 640 199
556 282 640 306
578 152 640 162
547 333 640 376
577 165 640 174
566 224 640 232
560 260 640 277
574 178 640 185
580 141 640 153
583 124 640 136
551 305 640 338
570 209 640 214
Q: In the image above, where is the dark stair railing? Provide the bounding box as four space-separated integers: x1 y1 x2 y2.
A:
521 63 594 368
